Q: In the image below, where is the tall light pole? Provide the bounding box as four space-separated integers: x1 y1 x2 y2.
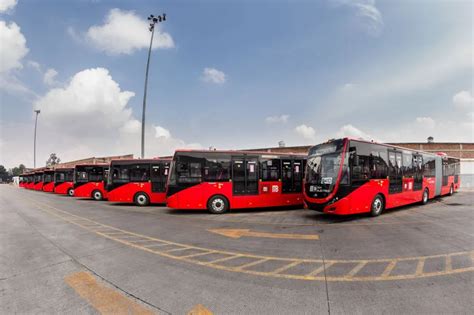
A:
141 13 166 159
33 109 41 168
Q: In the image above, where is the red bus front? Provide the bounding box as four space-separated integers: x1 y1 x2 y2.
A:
166 151 305 213
73 164 108 200
33 172 44 191
106 159 170 206
53 169 74 195
42 171 55 192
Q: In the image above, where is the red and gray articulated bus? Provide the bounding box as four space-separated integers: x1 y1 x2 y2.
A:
53 168 74 196
304 138 461 216
166 150 307 213
106 158 171 206
73 164 109 200
42 170 55 192
33 171 44 191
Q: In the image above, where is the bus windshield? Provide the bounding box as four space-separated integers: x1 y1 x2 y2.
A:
306 139 346 194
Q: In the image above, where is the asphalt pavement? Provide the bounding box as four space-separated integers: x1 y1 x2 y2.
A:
1 185 472 314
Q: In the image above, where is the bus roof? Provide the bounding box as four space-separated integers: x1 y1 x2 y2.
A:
173 149 307 158
316 138 460 161
109 157 172 165
74 163 109 168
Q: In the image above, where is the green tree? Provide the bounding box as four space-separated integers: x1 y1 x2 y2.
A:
0 165 10 182
11 164 26 176
46 153 61 167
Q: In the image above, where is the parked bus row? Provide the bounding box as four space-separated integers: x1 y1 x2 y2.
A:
19 138 461 216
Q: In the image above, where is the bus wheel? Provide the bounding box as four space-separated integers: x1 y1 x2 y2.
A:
449 185 454 196
67 188 74 197
207 195 229 214
92 190 103 201
134 192 149 206
370 194 385 217
421 188 429 205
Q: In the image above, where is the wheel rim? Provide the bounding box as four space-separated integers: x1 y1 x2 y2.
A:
212 199 225 212
137 195 147 205
423 191 428 203
68 189 74 196
373 198 382 214
94 192 101 200
450 187 453 194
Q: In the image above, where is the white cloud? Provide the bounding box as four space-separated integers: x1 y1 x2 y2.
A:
154 125 171 139
86 9 174 55
43 68 58 86
265 115 289 124
27 60 41 72
453 90 473 111
415 117 436 129
0 0 17 13
201 67 226 84
336 124 374 141
295 124 316 140
1 67 201 168
0 20 28 73
332 0 383 36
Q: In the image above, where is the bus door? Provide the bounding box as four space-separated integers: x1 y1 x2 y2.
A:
282 160 293 193
388 151 402 194
282 159 304 193
151 163 169 193
413 155 423 191
232 157 258 195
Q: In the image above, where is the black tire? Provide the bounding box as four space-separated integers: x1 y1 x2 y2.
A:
421 188 429 205
67 188 74 197
92 190 103 201
449 184 454 196
207 195 229 214
370 194 385 217
134 192 150 206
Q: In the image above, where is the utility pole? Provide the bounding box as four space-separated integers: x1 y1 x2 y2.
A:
33 109 41 168
141 13 166 159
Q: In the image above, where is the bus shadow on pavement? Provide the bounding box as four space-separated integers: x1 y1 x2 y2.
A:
165 205 302 216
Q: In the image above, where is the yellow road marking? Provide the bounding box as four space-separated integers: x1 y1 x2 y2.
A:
235 258 269 270
446 255 452 272
28 198 474 282
382 261 397 277
188 304 213 315
307 262 334 277
65 271 154 315
416 258 426 275
346 261 368 278
270 260 302 275
208 228 319 240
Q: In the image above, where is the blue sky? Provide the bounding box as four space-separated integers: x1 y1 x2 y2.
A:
0 0 472 168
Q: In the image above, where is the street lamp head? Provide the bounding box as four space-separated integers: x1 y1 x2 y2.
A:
34 109 41 114
162 14 166 21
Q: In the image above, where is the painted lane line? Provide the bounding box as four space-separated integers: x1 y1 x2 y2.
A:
382 261 397 277
235 258 270 271
270 261 303 275
346 261 368 278
307 262 334 277
29 198 474 282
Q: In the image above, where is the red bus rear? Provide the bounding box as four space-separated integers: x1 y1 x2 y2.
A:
106 158 171 206
166 150 306 213
53 168 74 196
304 138 461 216
73 164 108 200
33 171 44 191
42 170 55 192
